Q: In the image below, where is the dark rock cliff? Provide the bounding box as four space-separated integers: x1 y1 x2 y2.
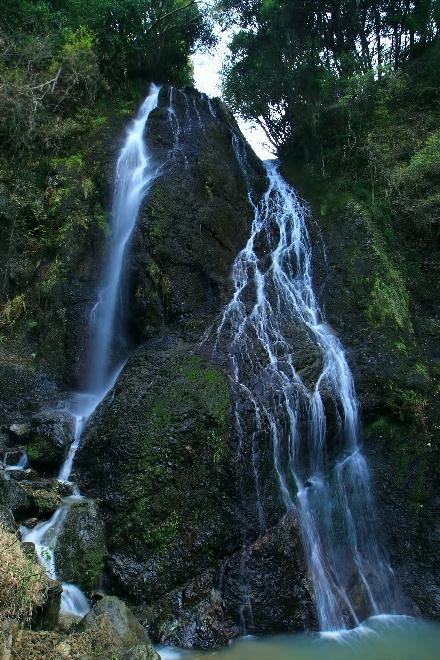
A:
1 81 438 651
74 87 316 646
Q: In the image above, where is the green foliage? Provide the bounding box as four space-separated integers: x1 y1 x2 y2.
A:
367 270 412 333
0 0 213 152
218 1 440 165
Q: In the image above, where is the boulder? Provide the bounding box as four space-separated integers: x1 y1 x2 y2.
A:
220 513 316 634
76 343 239 603
140 513 316 649
55 499 107 592
78 596 159 660
138 569 239 649
26 410 74 474
0 478 66 521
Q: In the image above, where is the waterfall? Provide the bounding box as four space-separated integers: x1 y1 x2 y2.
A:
88 84 161 394
217 138 397 631
21 84 161 618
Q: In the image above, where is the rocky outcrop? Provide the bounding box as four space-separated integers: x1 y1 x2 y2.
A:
127 87 261 343
26 410 74 474
76 343 239 601
75 88 317 643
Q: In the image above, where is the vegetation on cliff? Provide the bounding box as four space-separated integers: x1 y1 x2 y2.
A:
216 0 440 617
0 0 213 381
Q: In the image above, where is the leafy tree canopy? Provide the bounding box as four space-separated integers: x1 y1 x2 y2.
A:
0 0 214 150
217 1 440 161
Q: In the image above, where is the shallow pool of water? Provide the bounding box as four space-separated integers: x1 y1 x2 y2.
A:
158 615 440 660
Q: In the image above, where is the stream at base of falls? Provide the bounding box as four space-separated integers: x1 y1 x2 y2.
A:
158 616 440 660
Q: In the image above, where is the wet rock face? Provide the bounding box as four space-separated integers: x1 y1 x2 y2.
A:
307 185 440 619
127 87 263 343
26 410 74 474
55 500 107 592
140 514 316 649
220 513 317 635
74 88 321 642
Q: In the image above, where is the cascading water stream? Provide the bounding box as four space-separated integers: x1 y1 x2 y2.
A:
216 137 398 632
21 84 161 618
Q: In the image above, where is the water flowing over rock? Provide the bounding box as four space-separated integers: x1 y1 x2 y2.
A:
214 142 400 630
0 79 437 655
20 84 164 622
76 87 317 641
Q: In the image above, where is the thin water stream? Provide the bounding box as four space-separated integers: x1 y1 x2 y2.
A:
21 84 161 618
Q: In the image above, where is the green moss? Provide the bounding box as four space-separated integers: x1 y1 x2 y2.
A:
51 153 85 174
414 362 429 377
109 352 232 568
147 185 175 244
26 444 41 462
364 415 401 441
142 511 180 550
367 273 412 332
180 357 230 425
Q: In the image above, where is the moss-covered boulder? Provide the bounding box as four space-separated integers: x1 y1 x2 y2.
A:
75 343 239 603
5 595 159 659
26 410 74 474
0 478 72 521
78 596 159 659
55 500 106 592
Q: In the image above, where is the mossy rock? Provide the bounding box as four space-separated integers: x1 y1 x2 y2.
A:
76 342 239 602
55 500 107 592
26 411 74 475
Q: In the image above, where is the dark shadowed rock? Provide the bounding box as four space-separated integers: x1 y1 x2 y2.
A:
127 87 263 343
26 410 74 474
76 343 239 603
139 513 316 648
137 569 239 649
303 175 440 619
55 499 107 592
0 360 58 427
220 513 317 634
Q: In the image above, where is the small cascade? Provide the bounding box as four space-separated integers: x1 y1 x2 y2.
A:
216 138 397 631
22 84 161 618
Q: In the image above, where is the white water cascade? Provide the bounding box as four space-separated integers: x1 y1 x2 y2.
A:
21 84 161 618
216 138 398 632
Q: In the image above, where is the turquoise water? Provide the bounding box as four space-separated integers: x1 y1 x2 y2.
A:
159 616 440 660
